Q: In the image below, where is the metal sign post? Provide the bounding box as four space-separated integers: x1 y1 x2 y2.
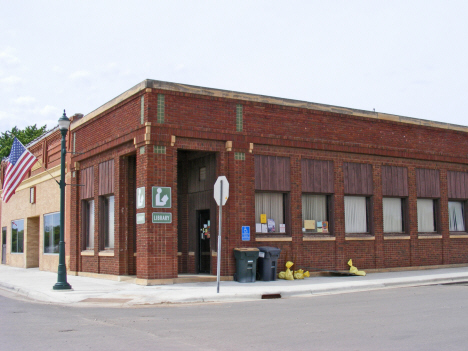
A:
214 176 229 293
217 182 222 293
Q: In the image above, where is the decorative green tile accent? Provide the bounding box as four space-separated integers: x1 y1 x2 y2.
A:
154 145 166 154
157 94 165 123
139 146 145 155
236 104 243 132
234 152 245 161
140 95 145 124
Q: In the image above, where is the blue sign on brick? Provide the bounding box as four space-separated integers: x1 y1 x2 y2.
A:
242 226 250 241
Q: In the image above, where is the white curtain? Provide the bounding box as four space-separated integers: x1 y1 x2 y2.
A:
345 196 367 233
449 201 465 232
107 195 115 248
88 199 95 249
302 195 327 231
383 198 403 233
255 193 284 232
417 199 435 232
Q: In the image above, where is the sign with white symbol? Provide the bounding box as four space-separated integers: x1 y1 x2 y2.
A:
136 187 145 209
152 212 172 223
152 187 171 208
213 176 229 206
242 226 250 241
136 213 145 224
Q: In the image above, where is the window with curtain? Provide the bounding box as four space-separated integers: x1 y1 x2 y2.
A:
302 194 328 233
255 192 284 233
383 198 404 233
344 196 368 233
100 195 115 249
44 212 60 253
449 201 465 232
83 199 95 249
417 199 436 233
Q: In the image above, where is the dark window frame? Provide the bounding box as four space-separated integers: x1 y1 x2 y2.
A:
99 194 115 250
44 212 60 254
344 195 373 235
254 191 289 234
11 219 24 253
301 193 333 235
448 199 467 233
382 197 408 234
417 197 440 234
81 199 95 250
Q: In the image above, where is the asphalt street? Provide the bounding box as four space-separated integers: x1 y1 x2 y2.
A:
2 282 468 351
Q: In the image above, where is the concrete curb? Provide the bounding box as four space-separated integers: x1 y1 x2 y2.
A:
1 266 468 307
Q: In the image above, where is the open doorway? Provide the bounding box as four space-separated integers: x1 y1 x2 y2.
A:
197 210 211 273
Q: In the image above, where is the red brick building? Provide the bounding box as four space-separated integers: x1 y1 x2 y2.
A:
67 79 468 284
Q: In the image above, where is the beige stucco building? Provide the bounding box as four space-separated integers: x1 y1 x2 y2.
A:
1 119 78 272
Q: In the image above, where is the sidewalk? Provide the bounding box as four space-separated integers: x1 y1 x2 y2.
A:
1 265 468 307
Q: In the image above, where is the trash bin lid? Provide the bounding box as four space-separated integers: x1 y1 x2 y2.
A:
258 246 281 253
234 248 259 251
258 246 281 257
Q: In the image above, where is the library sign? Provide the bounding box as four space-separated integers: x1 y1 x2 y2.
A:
152 186 172 223
152 212 172 224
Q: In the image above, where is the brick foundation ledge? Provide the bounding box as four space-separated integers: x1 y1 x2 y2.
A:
68 271 137 283
136 275 234 286
363 263 468 274
68 271 234 285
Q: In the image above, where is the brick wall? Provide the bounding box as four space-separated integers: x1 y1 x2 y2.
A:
68 86 468 279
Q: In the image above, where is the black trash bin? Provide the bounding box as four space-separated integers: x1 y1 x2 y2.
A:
233 248 259 283
257 246 282 281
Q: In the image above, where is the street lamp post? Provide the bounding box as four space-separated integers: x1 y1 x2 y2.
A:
53 110 72 290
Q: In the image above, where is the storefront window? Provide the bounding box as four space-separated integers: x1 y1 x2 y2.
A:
255 192 285 233
44 212 60 253
11 219 24 253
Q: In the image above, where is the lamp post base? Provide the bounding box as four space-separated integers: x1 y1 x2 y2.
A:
53 281 72 290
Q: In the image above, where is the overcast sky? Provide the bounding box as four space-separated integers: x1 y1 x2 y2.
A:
1 1 468 133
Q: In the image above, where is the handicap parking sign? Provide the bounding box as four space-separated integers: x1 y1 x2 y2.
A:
242 226 250 241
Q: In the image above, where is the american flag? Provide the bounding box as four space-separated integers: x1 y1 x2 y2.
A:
2 137 37 203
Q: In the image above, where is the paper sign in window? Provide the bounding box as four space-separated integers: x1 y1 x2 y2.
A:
304 220 315 230
322 221 329 233
260 214 267 224
267 219 275 233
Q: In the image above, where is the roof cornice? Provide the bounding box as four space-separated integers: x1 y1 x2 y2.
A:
71 79 468 133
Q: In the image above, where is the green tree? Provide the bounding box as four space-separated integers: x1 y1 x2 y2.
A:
0 125 47 160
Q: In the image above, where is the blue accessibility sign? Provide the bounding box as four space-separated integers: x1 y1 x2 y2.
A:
242 226 250 241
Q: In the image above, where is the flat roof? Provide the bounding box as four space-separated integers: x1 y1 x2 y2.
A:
71 79 468 133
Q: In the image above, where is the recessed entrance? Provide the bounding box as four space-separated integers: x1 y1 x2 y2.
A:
177 150 217 275
26 217 39 268
197 210 211 273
